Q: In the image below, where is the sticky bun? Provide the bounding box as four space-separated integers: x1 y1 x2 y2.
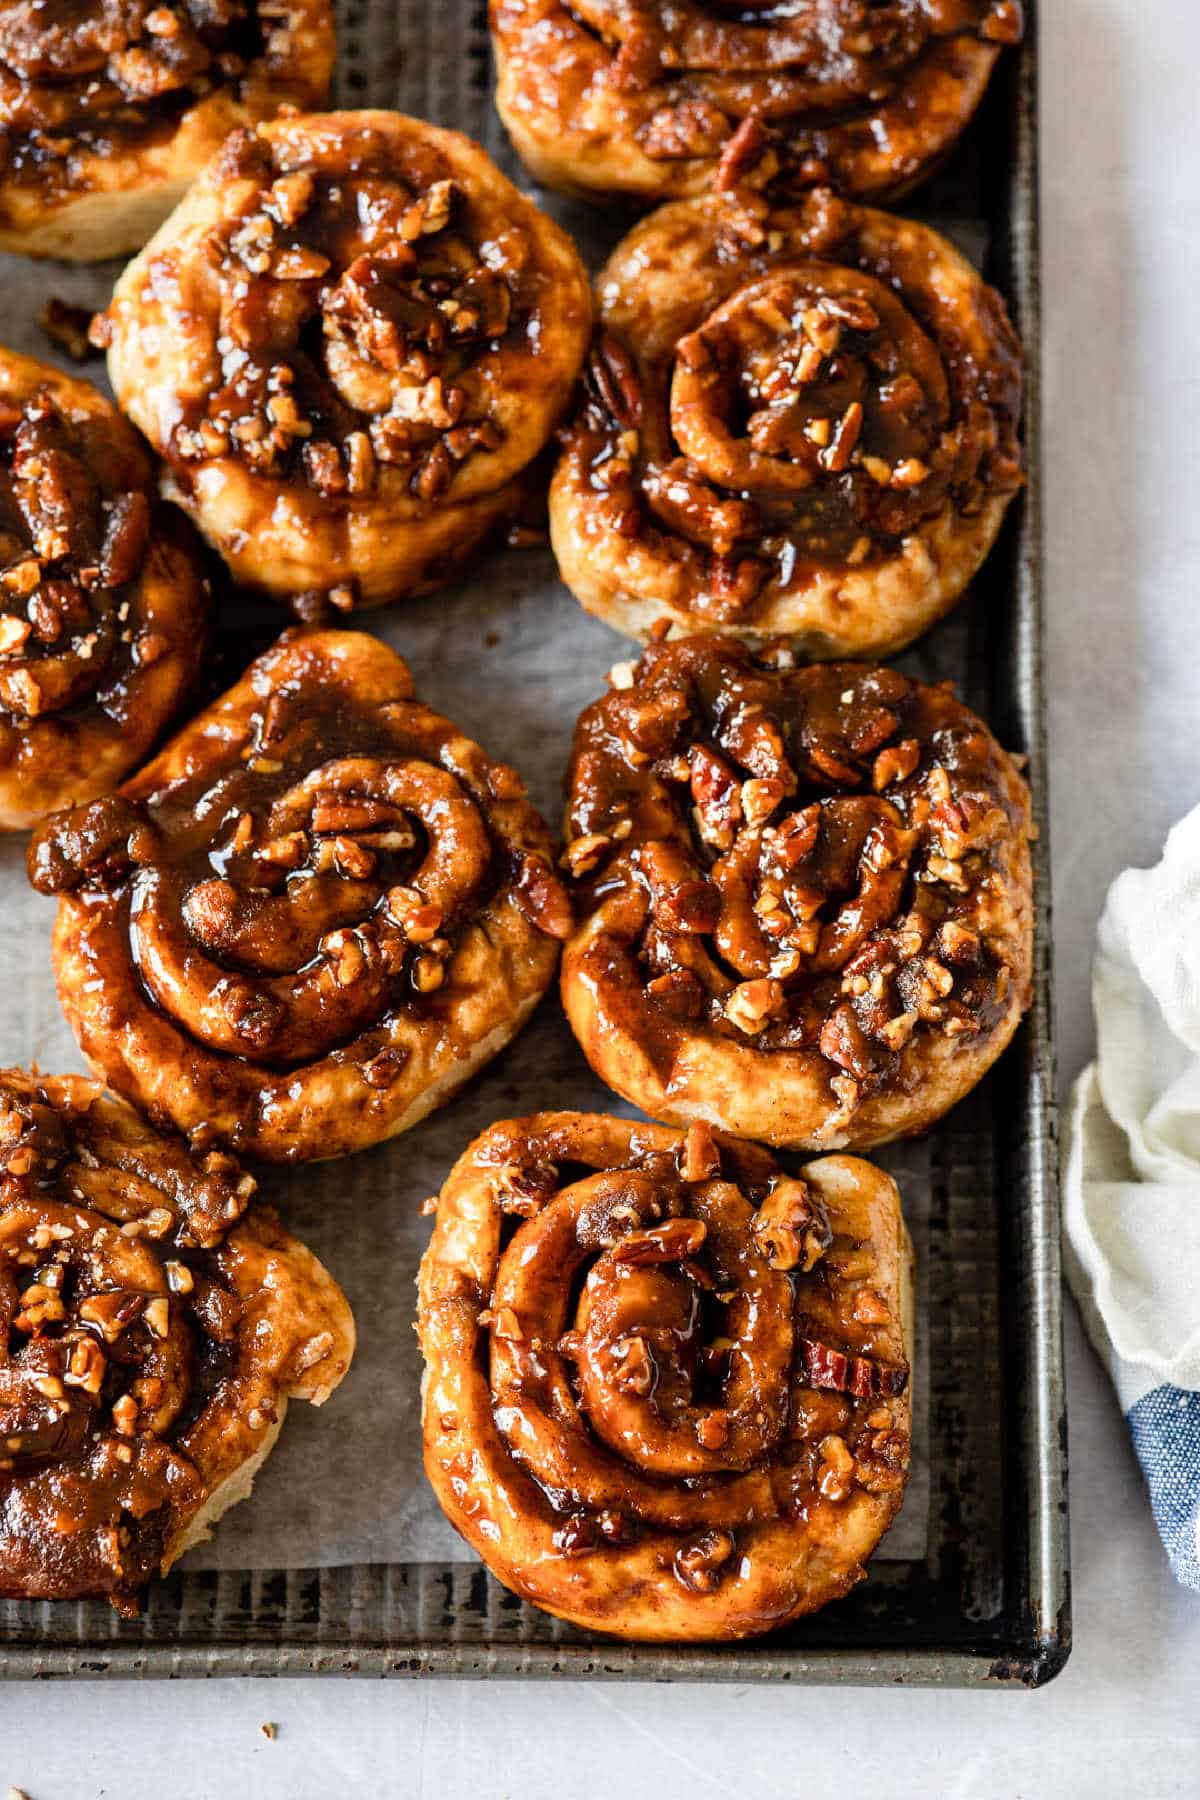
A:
98 109 593 613
551 188 1023 655
0 349 208 831
0 1 334 260
0 1067 353 1612
29 629 572 1163
419 1112 911 1641
490 0 1023 208
559 634 1033 1149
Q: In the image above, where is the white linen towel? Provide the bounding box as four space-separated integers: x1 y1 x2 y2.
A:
1065 803 1200 1587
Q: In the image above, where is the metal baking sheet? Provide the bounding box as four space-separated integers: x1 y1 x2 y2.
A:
0 0 1068 1684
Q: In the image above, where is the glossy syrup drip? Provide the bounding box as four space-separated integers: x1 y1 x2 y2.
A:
0 386 156 724
30 658 570 1075
429 1116 909 1614
570 0 1016 118
565 633 1023 1106
0 1071 253 1611
494 0 1023 207
158 125 548 511
0 1 272 171
567 195 1024 625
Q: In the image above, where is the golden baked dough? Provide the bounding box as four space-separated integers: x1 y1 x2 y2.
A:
99 109 593 612
550 188 1023 656
0 1067 354 1613
0 1 334 261
419 1112 912 1642
0 348 208 831
559 635 1034 1150
491 0 1023 207
29 628 573 1163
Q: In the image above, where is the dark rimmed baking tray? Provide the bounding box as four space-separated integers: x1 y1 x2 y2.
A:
0 0 1068 1684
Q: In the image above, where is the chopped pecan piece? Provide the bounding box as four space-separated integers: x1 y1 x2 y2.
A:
800 1337 907 1400
680 1119 721 1184
611 1218 707 1265
817 1433 855 1502
611 1333 655 1397
752 1178 827 1272
588 334 643 430
725 978 784 1036
674 1529 735 1593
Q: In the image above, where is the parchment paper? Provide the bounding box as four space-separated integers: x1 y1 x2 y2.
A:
0 0 948 1570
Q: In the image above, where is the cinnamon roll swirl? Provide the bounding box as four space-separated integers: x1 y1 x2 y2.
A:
0 350 208 832
0 1068 354 1613
98 109 593 613
491 0 1023 208
560 635 1033 1150
0 1 334 261
550 189 1023 655
29 629 572 1164
419 1112 911 1641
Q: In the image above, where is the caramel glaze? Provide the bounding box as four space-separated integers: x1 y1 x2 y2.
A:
163 122 556 502
559 633 1033 1150
419 1112 911 1642
549 187 1023 654
0 349 208 831
98 111 593 610
491 0 1023 206
29 629 572 1163
0 1068 353 1613
0 1 327 193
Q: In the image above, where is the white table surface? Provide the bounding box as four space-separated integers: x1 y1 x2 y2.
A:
4 2 1200 1793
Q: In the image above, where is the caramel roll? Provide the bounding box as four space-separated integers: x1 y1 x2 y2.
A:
98 109 593 612
550 189 1023 655
419 1112 911 1642
0 1 333 260
29 629 572 1164
0 349 208 831
560 635 1033 1150
0 1068 353 1612
491 0 1022 209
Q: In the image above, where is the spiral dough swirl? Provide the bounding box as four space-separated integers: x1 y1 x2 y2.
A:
419 1112 911 1642
99 109 593 609
29 629 572 1163
551 188 1023 657
559 633 1033 1150
0 1068 353 1612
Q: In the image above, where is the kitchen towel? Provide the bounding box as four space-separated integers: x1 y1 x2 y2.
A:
1064 803 1200 1588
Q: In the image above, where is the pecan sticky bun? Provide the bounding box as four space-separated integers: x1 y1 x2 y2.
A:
0 1067 354 1612
0 350 208 831
0 1 333 261
419 1112 911 1641
490 0 1022 209
559 635 1033 1150
550 189 1023 656
97 109 593 614
29 629 573 1164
